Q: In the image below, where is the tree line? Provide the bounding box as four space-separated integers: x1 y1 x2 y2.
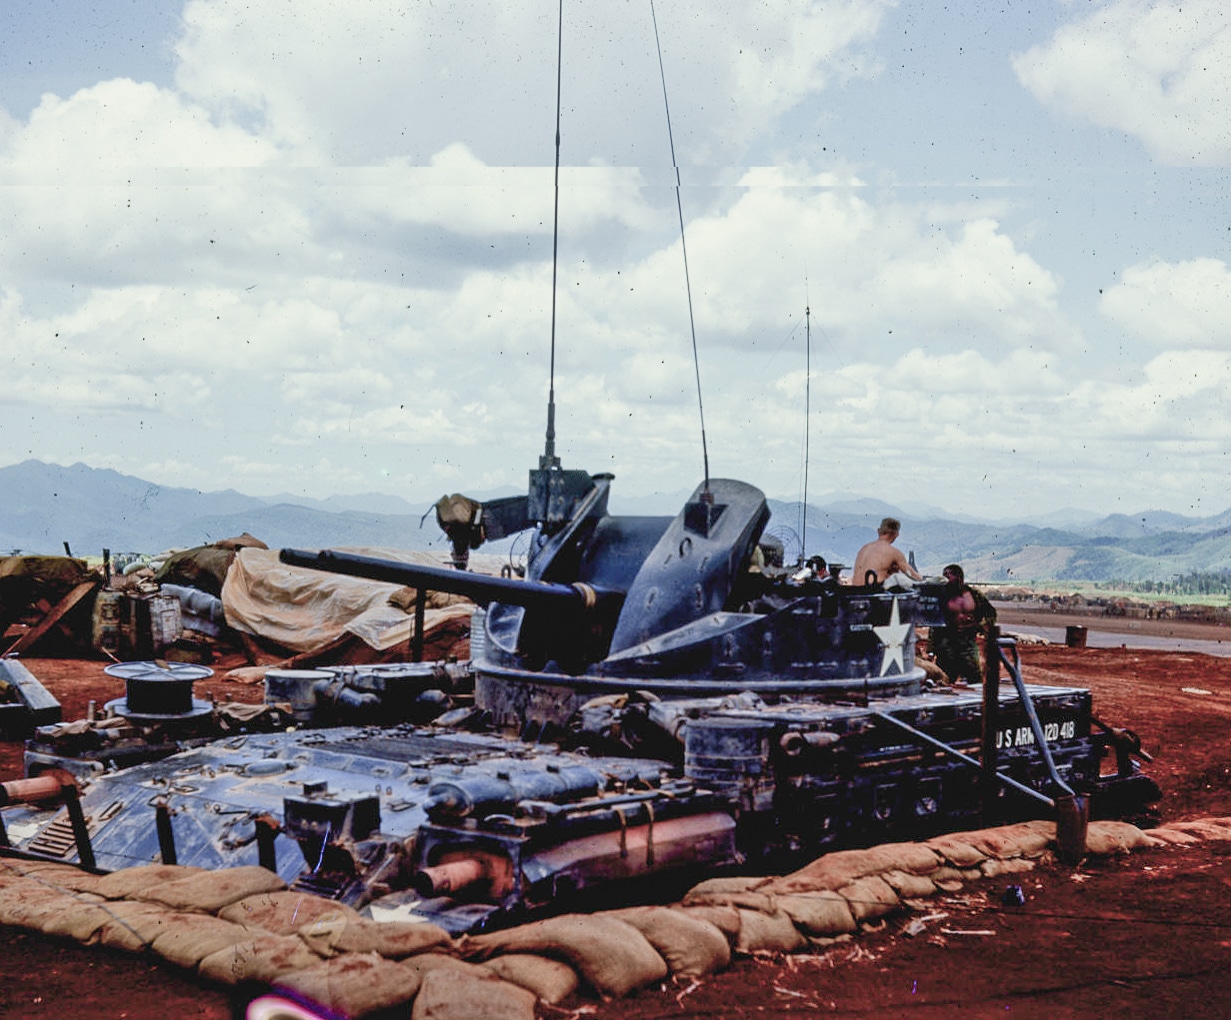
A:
1098 571 1231 598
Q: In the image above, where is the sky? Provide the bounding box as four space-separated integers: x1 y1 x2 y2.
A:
1 0 1229 520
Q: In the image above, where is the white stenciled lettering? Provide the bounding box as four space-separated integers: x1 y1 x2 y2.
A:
996 718 1076 749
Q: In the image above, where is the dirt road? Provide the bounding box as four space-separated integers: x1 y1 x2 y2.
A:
996 605 1231 645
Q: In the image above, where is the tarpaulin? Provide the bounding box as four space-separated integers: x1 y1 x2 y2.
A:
221 547 482 653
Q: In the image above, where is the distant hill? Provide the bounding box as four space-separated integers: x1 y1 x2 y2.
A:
0 460 447 555
764 498 1231 583
260 491 425 516
3 460 1230 583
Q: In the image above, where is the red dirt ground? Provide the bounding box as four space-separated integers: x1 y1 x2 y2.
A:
4 640 1231 1019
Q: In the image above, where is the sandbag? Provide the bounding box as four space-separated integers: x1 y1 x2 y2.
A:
933 865 981 883
411 967 537 1020
0 876 56 914
981 857 1036 879
1178 817 1231 838
480 954 580 1004
299 916 453 959
7 860 104 894
219 890 361 934
400 952 491 989
838 875 900 923
1157 819 1231 842
681 888 780 913
151 913 258 969
881 869 938 899
671 904 742 942
140 865 287 913
198 933 323 986
0 872 23 894
924 832 988 868
154 545 236 596
1084 821 1162 855
927 865 980 893
684 875 771 898
274 952 420 1017
34 900 119 943
776 892 857 937
966 820 1055 859
96 901 184 952
461 913 668 997
0 884 83 929
1147 825 1202 845
734 908 806 955
764 843 942 896
607 905 730 977
94 864 206 900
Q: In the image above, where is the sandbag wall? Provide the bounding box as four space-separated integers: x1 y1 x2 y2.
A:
2 817 1227 1019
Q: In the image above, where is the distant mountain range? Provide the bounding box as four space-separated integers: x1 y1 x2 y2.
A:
4 459 1230 583
0 460 449 558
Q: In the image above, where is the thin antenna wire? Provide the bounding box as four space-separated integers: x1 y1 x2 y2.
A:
801 294 811 563
649 0 710 495
542 0 563 468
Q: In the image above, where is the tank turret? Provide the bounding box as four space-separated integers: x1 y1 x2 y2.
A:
283 472 947 734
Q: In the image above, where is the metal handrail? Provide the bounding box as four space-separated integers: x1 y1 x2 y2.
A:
871 709 1054 808
998 637 1075 798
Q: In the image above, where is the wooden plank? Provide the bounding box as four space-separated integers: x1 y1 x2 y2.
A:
0 658 62 734
3 580 98 656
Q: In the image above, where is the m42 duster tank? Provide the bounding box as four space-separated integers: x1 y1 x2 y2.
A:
0 463 1157 933
258 460 1154 928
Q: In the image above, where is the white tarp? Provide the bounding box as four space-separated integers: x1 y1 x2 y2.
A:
221 547 483 653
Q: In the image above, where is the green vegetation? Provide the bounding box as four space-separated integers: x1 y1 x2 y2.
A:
1102 571 1231 600
1026 573 1231 607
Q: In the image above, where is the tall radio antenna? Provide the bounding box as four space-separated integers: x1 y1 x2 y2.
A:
801 294 812 562
542 0 564 470
649 0 710 496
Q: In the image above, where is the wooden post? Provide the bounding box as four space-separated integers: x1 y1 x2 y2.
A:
981 624 1001 826
255 814 280 872
155 800 178 865
413 588 427 663
64 789 96 871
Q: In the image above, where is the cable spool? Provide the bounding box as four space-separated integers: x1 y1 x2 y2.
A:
103 661 214 724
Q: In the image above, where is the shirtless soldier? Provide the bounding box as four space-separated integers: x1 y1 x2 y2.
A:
851 517 922 586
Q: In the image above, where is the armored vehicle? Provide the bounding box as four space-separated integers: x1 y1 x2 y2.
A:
0 462 1157 934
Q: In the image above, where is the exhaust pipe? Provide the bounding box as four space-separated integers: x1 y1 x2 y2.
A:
414 858 489 897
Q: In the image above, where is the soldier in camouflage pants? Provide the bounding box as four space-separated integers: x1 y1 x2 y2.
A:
932 564 996 683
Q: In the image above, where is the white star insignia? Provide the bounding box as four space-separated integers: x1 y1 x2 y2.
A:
872 596 912 676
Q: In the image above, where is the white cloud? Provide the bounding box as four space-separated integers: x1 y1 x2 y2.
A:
171 0 892 167
0 104 18 149
3 0 1230 522
5 78 274 169
1100 257 1231 347
1013 0 1231 166
346 147 663 240
0 80 304 288
602 179 1072 359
